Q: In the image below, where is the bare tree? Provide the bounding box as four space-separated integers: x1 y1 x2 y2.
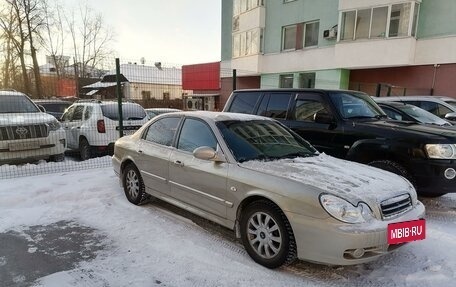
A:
66 3 114 78
21 0 44 98
40 0 66 78
0 1 31 94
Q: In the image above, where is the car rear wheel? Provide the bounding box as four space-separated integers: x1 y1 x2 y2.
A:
79 138 92 161
122 164 150 205
240 200 297 269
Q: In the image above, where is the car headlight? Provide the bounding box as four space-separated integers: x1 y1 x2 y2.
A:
47 119 61 131
425 144 456 159
319 194 372 224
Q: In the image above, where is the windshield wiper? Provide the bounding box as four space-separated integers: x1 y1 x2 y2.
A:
281 152 313 159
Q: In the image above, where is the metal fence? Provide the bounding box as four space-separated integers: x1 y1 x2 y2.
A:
0 55 435 179
0 57 189 178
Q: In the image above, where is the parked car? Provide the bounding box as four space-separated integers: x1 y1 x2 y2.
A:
33 99 73 120
223 89 456 197
376 101 453 127
61 100 149 160
374 96 456 123
145 108 182 118
112 111 425 268
0 90 66 164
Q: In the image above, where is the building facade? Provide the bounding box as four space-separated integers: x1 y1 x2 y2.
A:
220 0 456 105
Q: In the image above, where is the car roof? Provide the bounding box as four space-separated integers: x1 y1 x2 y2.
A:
377 101 413 108
0 90 27 96
34 99 73 104
158 111 273 122
145 108 181 111
233 88 365 94
375 96 449 102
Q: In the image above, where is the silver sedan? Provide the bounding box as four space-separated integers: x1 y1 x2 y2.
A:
112 111 425 268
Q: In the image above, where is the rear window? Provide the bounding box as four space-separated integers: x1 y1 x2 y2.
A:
101 103 147 120
0 95 39 113
40 103 72 113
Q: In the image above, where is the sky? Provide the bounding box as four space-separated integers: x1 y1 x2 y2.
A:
57 0 222 66
1 157 455 286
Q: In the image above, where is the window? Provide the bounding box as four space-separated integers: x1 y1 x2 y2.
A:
233 0 263 16
340 2 419 41
389 3 411 37
299 73 315 88
141 91 151 101
84 106 93 120
284 0 297 3
260 93 292 119
101 103 146 120
72 106 84 121
144 117 180 146
295 99 328 122
177 119 217 153
228 92 261 114
304 21 319 47
62 106 75 122
415 101 452 118
232 28 263 58
341 11 356 40
280 74 294 88
371 7 388 38
282 25 297 50
355 9 370 39
381 106 404 121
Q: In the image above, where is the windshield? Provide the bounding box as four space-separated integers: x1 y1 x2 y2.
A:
216 120 318 163
400 105 450 125
101 103 147 120
328 92 386 120
0 95 40 113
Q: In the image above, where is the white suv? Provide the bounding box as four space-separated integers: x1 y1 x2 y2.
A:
0 90 66 164
61 100 149 160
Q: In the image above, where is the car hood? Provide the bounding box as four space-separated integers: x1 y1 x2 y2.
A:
355 119 456 139
0 112 56 126
239 153 414 204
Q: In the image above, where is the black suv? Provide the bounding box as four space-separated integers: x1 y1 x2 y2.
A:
223 89 456 197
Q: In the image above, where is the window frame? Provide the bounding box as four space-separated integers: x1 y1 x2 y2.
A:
142 116 182 147
338 1 420 42
304 20 320 48
282 24 297 51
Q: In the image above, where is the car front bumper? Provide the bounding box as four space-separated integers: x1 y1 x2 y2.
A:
409 158 456 195
286 201 425 265
0 129 66 164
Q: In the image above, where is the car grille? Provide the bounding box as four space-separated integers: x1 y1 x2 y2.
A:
380 194 413 219
0 124 49 141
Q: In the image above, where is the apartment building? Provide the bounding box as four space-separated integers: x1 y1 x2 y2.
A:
220 0 456 104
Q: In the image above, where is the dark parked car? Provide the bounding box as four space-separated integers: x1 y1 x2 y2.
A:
376 101 453 127
33 99 73 119
223 89 456 197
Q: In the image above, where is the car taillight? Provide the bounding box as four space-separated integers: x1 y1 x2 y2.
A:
97 120 106 133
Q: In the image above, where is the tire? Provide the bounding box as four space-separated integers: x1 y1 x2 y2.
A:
122 163 149 205
368 160 414 186
50 153 65 162
240 200 297 269
79 138 92 161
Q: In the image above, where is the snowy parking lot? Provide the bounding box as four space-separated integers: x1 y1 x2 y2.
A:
0 157 455 287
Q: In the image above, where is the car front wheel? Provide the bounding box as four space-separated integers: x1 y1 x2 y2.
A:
240 200 297 269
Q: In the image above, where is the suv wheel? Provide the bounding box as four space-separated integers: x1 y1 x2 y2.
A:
79 138 92 161
240 200 297 269
368 160 414 184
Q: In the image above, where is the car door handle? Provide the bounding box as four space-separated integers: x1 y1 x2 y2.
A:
138 150 143 154
173 160 184 167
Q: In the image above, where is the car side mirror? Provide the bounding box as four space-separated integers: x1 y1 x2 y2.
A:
314 111 335 125
193 146 225 162
444 112 456 121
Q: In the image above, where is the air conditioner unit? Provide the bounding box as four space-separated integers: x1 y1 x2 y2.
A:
186 98 201 110
323 26 337 39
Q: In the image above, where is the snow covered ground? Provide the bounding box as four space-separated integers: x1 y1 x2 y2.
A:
0 157 455 287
